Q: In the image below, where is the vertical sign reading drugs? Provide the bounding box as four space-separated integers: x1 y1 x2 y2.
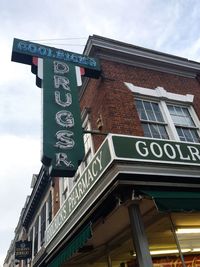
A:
42 59 84 176
11 38 101 177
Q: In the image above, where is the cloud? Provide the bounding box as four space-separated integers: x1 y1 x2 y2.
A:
0 78 41 136
0 135 41 207
0 134 40 265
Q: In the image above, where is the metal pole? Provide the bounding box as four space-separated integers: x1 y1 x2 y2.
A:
169 214 186 267
107 253 112 267
128 202 153 267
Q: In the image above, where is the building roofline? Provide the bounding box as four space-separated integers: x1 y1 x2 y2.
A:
83 35 200 78
21 165 50 228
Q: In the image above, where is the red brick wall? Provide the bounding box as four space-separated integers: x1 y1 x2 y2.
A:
80 59 200 151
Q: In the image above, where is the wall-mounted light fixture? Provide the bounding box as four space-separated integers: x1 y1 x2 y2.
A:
96 114 103 130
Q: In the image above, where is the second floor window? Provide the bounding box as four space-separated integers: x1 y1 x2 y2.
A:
167 104 200 143
135 99 200 143
135 99 168 140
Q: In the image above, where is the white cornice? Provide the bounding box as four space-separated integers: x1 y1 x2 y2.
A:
84 35 200 78
125 82 194 103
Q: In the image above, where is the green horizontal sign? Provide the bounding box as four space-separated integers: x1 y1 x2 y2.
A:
45 139 112 245
11 38 101 78
112 135 200 165
44 134 200 246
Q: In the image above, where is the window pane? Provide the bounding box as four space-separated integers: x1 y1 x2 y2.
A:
176 128 185 141
142 123 152 137
190 129 200 143
158 125 169 139
176 127 200 143
144 101 156 121
135 100 147 120
182 107 190 116
149 124 161 139
182 128 193 142
168 105 175 114
168 105 195 127
174 106 182 116
152 103 164 122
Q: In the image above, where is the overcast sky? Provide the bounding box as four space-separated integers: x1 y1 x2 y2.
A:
1 0 200 265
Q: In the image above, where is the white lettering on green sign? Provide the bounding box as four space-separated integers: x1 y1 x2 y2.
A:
135 141 200 162
68 151 103 212
45 140 111 245
53 61 75 168
112 135 200 165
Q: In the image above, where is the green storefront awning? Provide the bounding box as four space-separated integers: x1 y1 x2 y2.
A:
48 223 92 267
141 190 200 212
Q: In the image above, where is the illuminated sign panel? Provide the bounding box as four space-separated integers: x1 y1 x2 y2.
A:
11 38 101 78
42 59 84 176
11 38 101 176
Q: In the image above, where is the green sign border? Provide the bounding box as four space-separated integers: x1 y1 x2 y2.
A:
11 38 101 78
45 138 112 245
44 134 200 247
112 135 200 166
42 59 85 176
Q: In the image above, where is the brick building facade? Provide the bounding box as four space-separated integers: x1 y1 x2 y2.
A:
4 35 200 267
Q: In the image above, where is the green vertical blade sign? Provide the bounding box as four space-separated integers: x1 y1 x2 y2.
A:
11 38 101 177
42 59 84 176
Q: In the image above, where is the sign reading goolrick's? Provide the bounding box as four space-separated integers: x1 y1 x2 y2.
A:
11 38 101 176
112 135 200 165
11 38 101 78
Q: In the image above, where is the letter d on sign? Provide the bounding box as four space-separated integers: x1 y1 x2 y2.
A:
54 61 69 74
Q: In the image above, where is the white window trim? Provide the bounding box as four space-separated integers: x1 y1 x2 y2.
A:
38 215 41 249
82 113 95 156
125 82 194 103
159 100 180 140
46 200 49 227
125 82 200 142
32 227 35 260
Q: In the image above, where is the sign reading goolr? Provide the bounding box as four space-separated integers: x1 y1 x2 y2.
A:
112 135 200 165
12 38 101 77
